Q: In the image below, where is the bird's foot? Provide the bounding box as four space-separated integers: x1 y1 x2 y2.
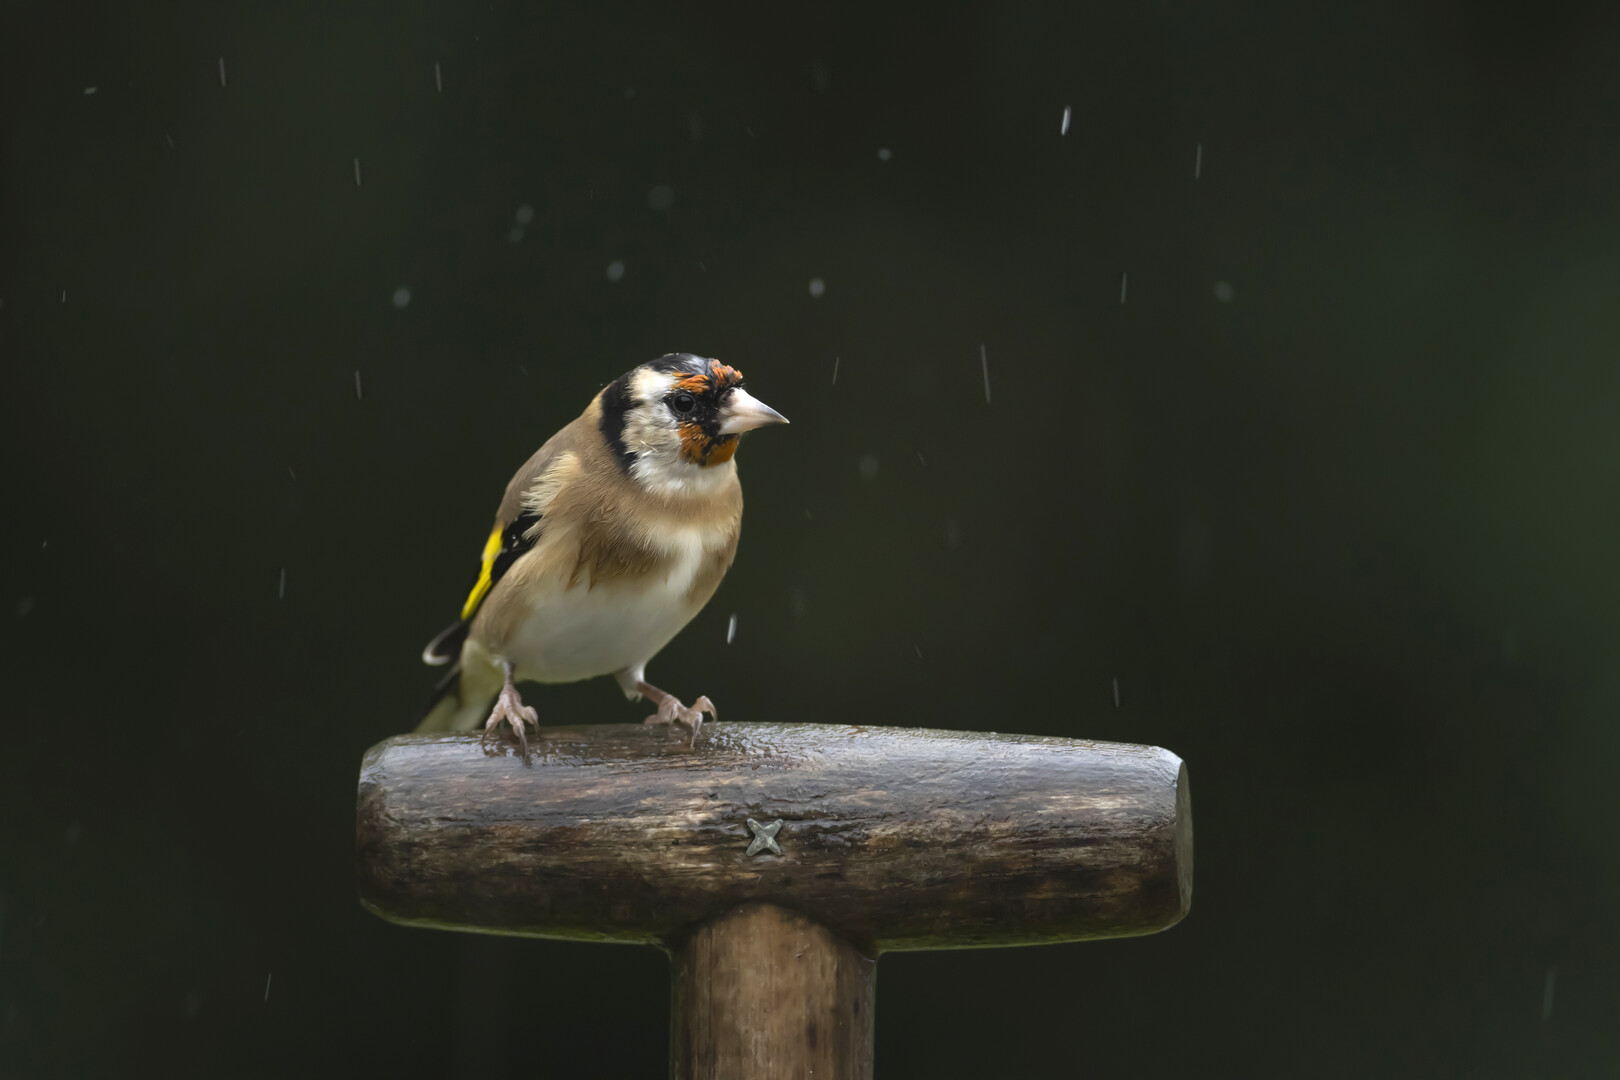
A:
481 680 539 762
637 680 715 746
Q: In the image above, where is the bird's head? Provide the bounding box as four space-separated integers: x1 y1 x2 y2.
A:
598 353 788 493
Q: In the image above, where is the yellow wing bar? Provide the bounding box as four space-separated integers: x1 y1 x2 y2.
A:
461 525 504 620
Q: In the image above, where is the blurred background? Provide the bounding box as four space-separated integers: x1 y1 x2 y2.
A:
4 0 1619 1075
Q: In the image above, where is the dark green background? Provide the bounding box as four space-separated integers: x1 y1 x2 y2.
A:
4 1 1618 1075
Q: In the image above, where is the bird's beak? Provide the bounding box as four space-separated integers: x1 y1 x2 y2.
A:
718 387 790 435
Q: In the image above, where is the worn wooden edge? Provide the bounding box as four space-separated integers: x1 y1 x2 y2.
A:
355 723 1195 952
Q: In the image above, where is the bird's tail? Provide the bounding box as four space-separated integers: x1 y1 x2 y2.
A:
415 661 504 732
415 620 502 732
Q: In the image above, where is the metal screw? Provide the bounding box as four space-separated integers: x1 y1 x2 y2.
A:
745 818 783 857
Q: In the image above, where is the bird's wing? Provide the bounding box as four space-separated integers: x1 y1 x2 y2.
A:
420 426 579 665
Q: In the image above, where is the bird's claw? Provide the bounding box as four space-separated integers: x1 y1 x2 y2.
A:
481 683 539 763
644 694 716 745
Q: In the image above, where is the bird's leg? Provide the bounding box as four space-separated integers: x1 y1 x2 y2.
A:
636 679 716 744
481 661 539 761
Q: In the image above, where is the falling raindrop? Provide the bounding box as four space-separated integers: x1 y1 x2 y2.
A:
1112 678 1120 708
434 62 443 93
808 277 825 298
353 158 362 187
858 454 879 480
726 614 737 644
832 356 840 384
1194 143 1203 180
515 204 535 225
1213 280 1234 303
391 286 411 309
877 147 891 161
83 86 97 96
278 568 286 600
791 589 808 618
1119 272 1128 305
606 260 625 282
1060 105 1071 135
354 370 363 400
218 57 227 87
1542 966 1557 1021
944 519 961 549
265 973 273 1003
507 226 525 244
980 344 991 404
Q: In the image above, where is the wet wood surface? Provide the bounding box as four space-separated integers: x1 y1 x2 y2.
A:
355 722 1192 952
670 903 874 1080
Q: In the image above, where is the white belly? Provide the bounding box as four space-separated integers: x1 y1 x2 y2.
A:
503 536 709 683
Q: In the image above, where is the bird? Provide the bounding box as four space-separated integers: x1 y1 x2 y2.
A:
416 353 788 756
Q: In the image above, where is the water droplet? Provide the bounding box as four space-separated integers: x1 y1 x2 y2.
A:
515 204 535 225
606 260 625 282
808 277 825 298
83 86 97 96
507 226 525 244
858 454 879 480
1213 280 1234 303
647 185 675 211
877 147 891 161
391 286 411 309
16 596 35 618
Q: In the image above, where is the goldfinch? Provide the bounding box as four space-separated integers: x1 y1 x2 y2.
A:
417 353 788 753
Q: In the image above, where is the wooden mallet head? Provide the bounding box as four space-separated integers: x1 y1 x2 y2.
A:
357 723 1192 1077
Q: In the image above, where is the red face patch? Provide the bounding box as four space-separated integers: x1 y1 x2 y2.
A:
679 421 739 465
673 359 744 396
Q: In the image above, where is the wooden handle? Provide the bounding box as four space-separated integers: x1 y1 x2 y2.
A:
670 903 874 1080
356 723 1192 951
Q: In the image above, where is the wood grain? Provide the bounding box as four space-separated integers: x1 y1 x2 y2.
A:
355 723 1192 952
670 903 874 1080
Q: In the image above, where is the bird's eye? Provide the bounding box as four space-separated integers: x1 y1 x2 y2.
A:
670 392 696 414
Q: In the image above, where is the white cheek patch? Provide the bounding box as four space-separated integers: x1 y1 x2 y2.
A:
621 369 680 461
